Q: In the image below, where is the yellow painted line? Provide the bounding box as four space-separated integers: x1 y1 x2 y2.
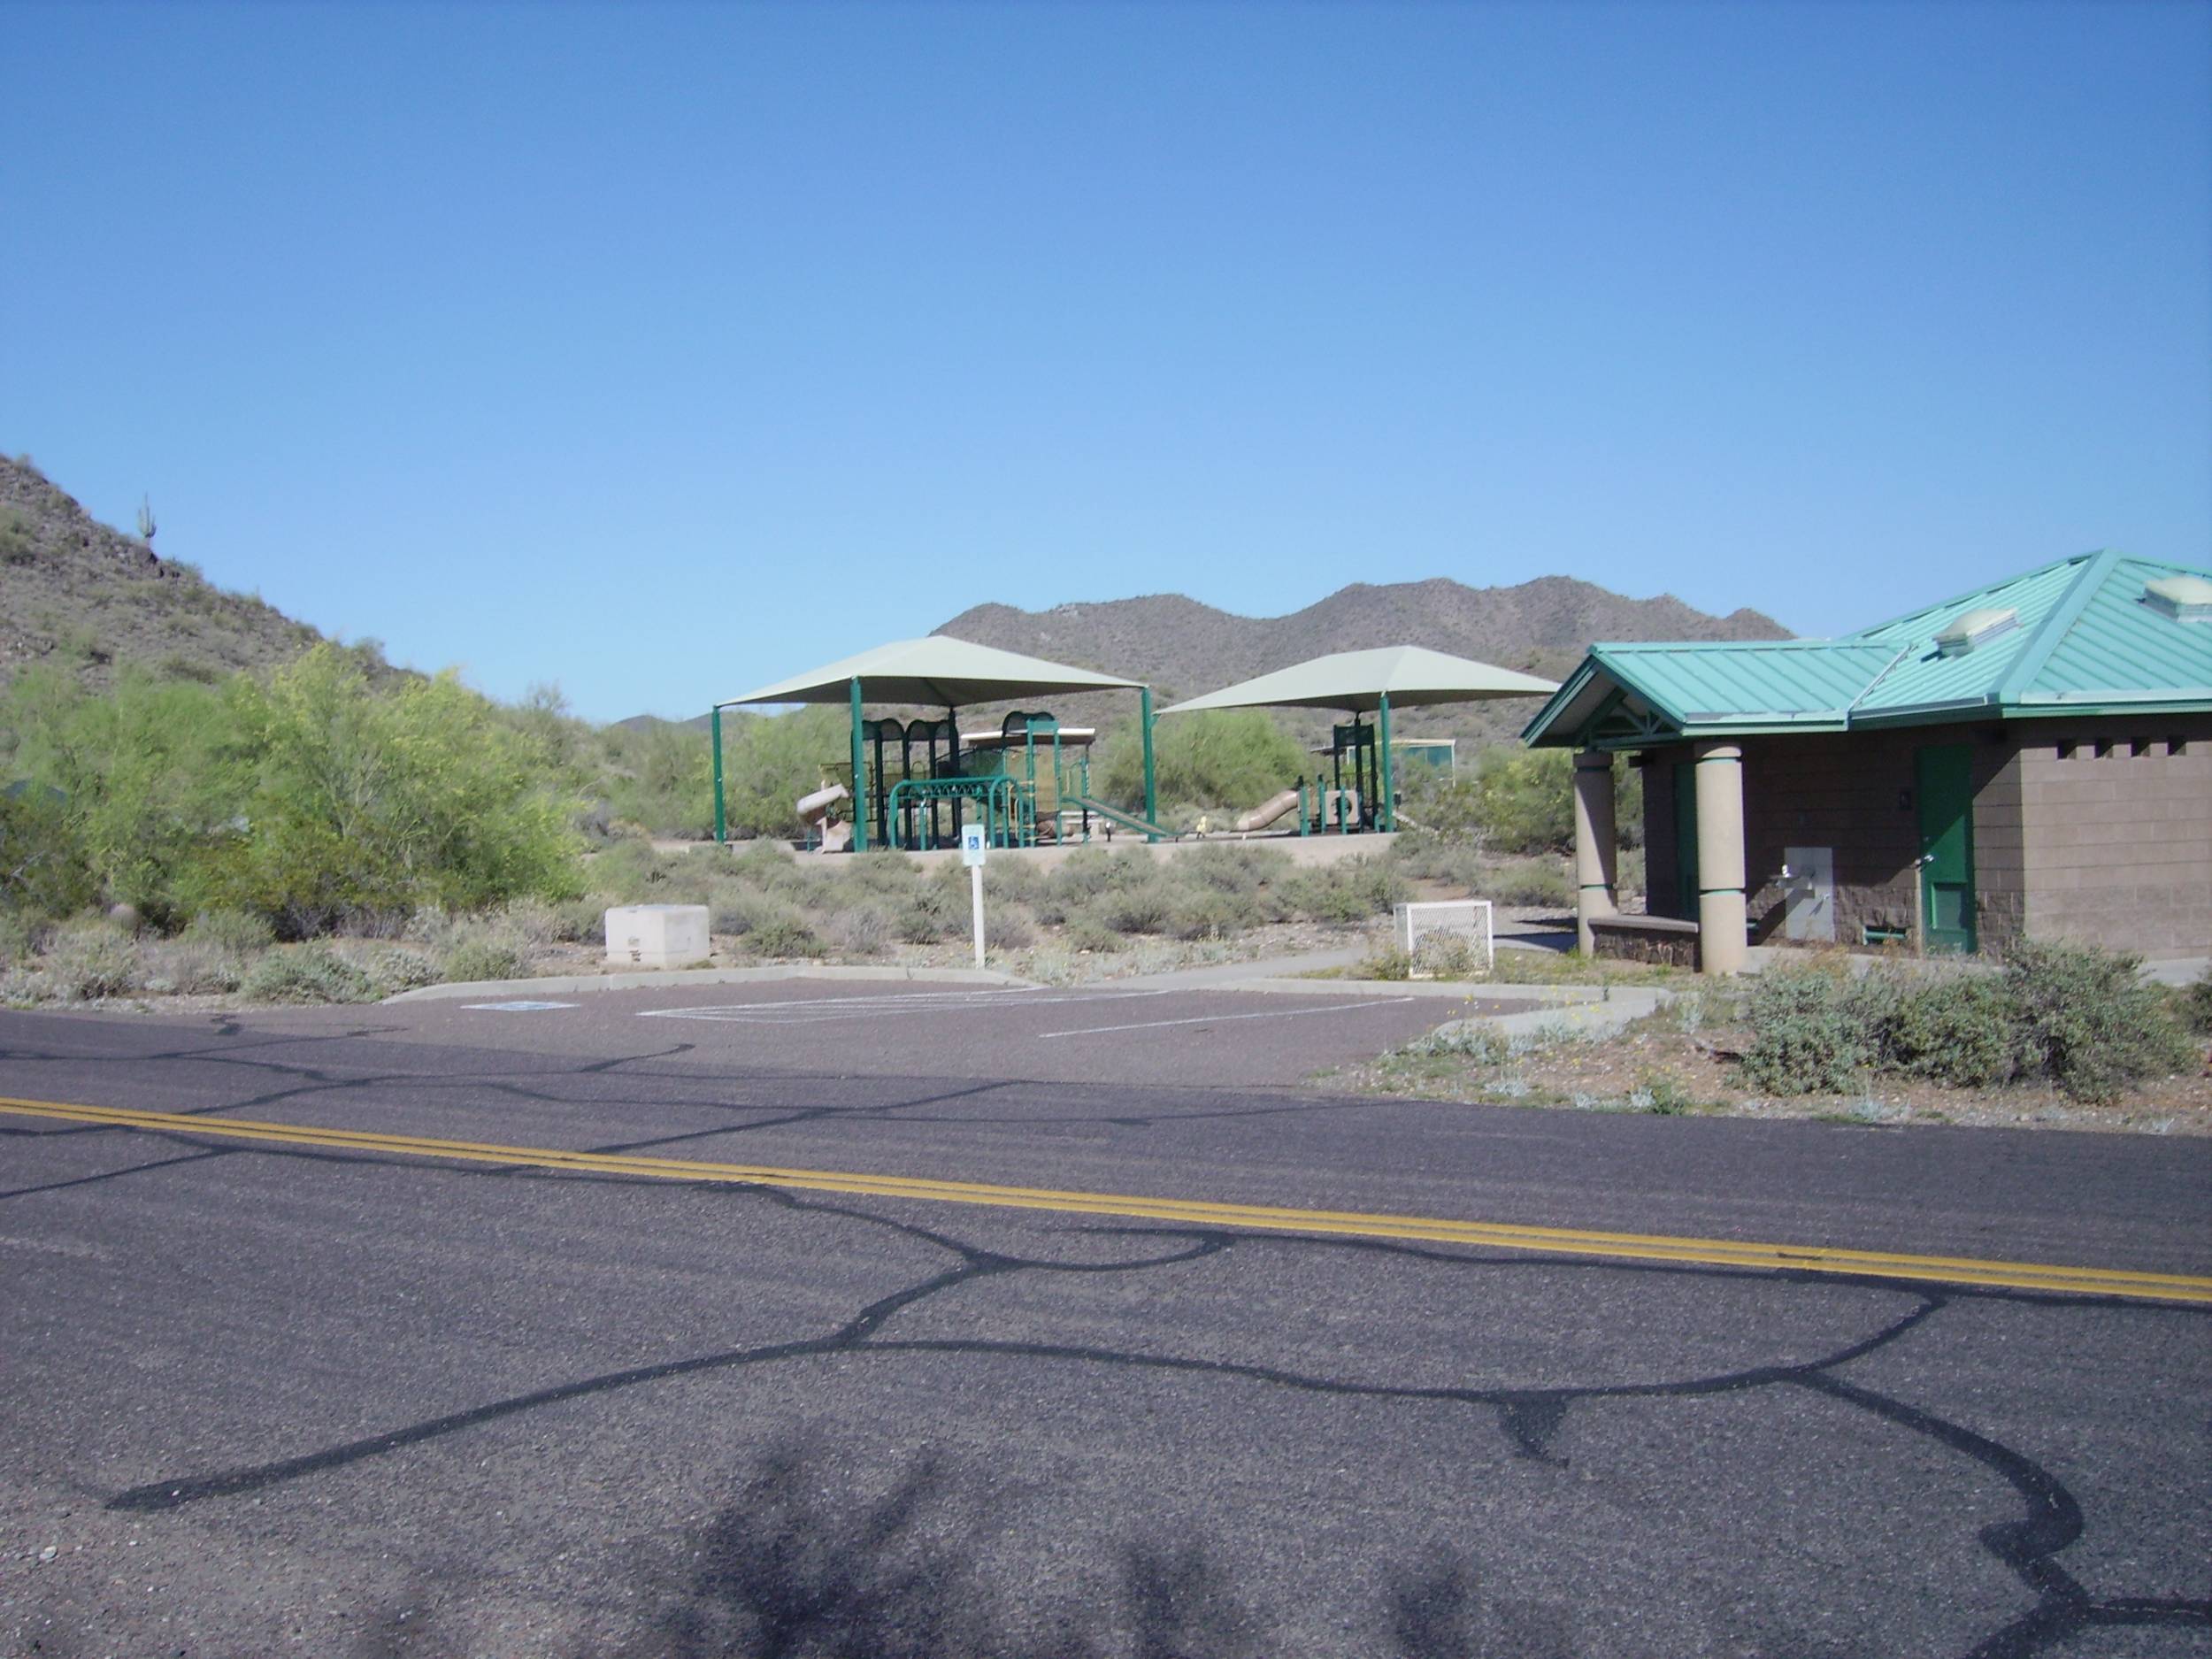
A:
7 1094 2210 1304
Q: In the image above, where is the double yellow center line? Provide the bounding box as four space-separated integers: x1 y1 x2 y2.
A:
7 1094 2209 1304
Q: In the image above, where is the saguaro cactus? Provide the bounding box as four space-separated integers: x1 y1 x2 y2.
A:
136 495 157 543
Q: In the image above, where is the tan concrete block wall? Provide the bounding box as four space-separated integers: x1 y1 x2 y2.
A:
2014 717 2212 956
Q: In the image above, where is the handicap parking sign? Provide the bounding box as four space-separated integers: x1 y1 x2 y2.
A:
960 824 987 866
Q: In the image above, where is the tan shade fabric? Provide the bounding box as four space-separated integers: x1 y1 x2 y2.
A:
724 636 1142 709
1159 646 1557 716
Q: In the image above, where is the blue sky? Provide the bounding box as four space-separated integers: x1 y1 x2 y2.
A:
6 1 2208 722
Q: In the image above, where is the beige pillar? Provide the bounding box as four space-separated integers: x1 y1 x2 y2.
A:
1572 750 1618 956
1694 741 1747 975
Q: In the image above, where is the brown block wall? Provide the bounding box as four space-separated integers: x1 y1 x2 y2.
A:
1635 715 2208 957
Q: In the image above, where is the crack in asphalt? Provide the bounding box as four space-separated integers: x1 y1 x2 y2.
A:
6 1018 2207 1655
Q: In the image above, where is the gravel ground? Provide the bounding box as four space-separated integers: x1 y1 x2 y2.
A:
1337 1010 2212 1134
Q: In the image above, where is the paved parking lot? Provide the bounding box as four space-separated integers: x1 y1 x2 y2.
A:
340 978 1494 1090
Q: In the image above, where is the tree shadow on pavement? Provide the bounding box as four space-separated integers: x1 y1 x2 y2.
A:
604 1436 1578 1659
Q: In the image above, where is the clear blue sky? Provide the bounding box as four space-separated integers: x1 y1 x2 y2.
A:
6 1 2208 722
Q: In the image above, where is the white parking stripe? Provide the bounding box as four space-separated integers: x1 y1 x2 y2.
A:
638 988 1173 1025
1035 997 1418 1040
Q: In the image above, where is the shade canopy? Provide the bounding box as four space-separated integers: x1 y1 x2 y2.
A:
1159 645 1559 716
723 635 1143 710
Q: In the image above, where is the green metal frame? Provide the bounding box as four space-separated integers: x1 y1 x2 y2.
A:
1141 687 1157 840
711 705 726 844
1379 690 1395 832
716 674 1156 854
849 678 867 851
887 777 1022 849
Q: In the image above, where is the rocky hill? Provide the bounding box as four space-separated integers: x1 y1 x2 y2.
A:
0 454 326 689
937 577 1789 747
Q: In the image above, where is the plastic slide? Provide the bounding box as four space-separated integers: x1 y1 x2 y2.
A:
1235 788 1301 833
795 782 851 853
1067 795 1184 841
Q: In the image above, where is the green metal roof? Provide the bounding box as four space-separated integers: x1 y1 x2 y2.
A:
1524 551 2212 748
1158 646 1557 716
723 635 1142 709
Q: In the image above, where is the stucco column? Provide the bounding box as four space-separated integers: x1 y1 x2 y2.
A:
1694 741 1747 975
1572 749 1618 956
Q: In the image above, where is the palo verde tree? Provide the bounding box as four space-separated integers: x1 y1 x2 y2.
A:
210 646 583 932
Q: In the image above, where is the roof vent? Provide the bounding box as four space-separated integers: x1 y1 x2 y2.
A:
1934 606 2020 657
2143 573 2212 623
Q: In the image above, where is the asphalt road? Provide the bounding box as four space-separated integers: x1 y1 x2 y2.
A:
2 984 2208 1658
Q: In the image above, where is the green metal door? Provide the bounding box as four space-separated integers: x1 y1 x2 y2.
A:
1671 762 1699 920
1916 745 1977 954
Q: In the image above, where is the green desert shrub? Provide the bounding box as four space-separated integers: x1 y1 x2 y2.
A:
548 896 608 943
987 903 1038 950
1740 967 1870 1094
822 902 894 957
2001 941 2197 1104
1063 913 1124 954
1479 857 1573 910
1864 970 2019 1088
979 857 1046 909
1283 856 1404 925
1172 843 1285 907
1389 830 1487 891
1093 872 1178 935
710 705 852 840
364 946 441 996
0 780 99 919
442 933 531 985
748 914 823 958
183 908 276 955
1457 746 1645 858
1740 943 2194 1103
1095 710 1307 813
893 881 964 944
40 921 141 1001
1358 944 1413 981
1411 932 1482 977
139 936 247 995
241 944 375 1004
843 849 922 900
2185 967 2212 1036
710 887 799 941
0 909 39 967
1166 888 1243 941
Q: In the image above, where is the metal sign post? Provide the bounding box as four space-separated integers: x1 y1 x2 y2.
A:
960 824 987 968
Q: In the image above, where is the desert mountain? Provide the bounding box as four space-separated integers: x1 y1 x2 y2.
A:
943 577 1786 702
937 577 1789 747
0 454 327 690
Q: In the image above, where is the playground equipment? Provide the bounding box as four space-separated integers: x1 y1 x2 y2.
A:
1236 788 1301 833
1160 645 1559 835
794 781 851 853
925 713 1099 847
716 636 1162 853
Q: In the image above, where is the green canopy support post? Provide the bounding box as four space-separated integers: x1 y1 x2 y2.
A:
710 704 726 846
1141 687 1158 840
946 705 962 848
849 677 867 853
1378 691 1395 832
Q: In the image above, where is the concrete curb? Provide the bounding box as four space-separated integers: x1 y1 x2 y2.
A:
383 964 1035 1004
1203 977 1629 1005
